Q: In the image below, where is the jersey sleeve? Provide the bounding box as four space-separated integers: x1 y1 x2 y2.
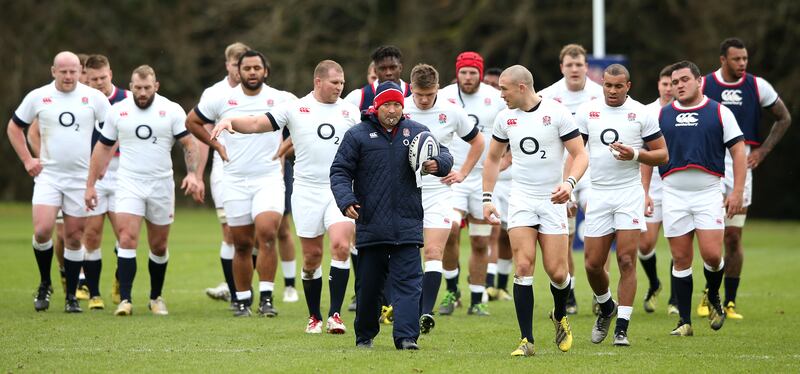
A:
454 107 478 141
641 108 662 141
557 105 580 138
100 106 119 142
755 77 779 107
195 89 221 124
574 103 589 135
492 113 509 142
93 90 111 126
12 89 40 127
171 103 189 138
267 100 293 131
719 105 744 147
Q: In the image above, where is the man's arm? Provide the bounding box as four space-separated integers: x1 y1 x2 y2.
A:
641 164 654 217
554 136 588 204
178 134 203 203
7 119 42 177
27 119 40 157
85 139 116 211
481 139 507 224
726 140 746 218
442 132 485 185
210 114 278 139
330 130 361 218
749 98 791 169
185 109 230 161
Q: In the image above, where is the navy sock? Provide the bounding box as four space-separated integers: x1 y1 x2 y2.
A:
64 258 82 298
83 259 102 297
148 258 168 300
303 276 323 320
724 276 740 305
513 284 534 342
674 273 693 324
285 277 295 288
551 283 570 320
421 271 442 315
470 291 482 306
33 245 53 286
704 267 724 305
668 260 677 305
445 275 459 293
221 258 237 302
599 299 615 317
260 290 273 301
485 273 496 289
615 318 630 334
328 267 349 316
497 273 509 290
639 253 660 290
252 254 258 269
118 257 137 302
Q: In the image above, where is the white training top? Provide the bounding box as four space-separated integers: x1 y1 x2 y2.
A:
269 92 360 187
101 94 187 179
663 96 743 191
195 84 294 179
539 77 603 115
13 81 110 188
439 82 506 171
403 95 478 189
576 96 661 190
492 98 579 198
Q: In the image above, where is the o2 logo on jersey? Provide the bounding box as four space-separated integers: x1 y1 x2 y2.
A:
675 113 699 127
600 128 620 145
58 112 80 131
317 123 340 145
136 124 158 144
721 90 743 105
519 137 546 159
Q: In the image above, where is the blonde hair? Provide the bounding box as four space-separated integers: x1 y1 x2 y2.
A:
225 42 251 61
559 44 587 63
132 65 156 80
314 60 343 78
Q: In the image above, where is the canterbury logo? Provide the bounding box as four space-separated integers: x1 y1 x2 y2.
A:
721 89 743 105
675 113 699 126
507 119 517 126
589 111 600 119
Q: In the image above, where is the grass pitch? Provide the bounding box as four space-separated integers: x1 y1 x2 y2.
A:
0 202 798 372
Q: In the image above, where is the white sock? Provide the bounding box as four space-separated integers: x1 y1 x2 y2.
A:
236 290 252 301
85 249 102 261
513 275 533 286
32 236 53 251
117 248 137 259
550 274 571 290
149 251 169 264
618 305 633 320
331 259 351 270
486 262 498 275
424 260 443 273
469 284 486 293
64 247 84 262
281 260 296 279
220 242 234 260
595 289 612 304
497 259 513 274
259 281 274 292
443 268 459 279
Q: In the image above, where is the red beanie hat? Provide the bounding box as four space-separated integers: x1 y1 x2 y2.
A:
373 81 405 109
456 51 484 81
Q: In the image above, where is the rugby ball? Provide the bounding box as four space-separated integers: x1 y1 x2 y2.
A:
408 131 440 175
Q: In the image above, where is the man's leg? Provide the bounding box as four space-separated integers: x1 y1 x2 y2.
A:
540 232 573 352
485 225 500 298
668 232 695 327
327 222 353 320
115 212 143 307
354 245 389 346
62 213 87 306
277 214 298 302
229 223 256 309
639 221 663 313
254 211 282 315
508 227 537 345
31 204 59 311
467 218 491 314
613 230 640 339
440 218 462 315
388 244 423 348
697 228 726 330
421 228 449 317
145 220 170 315
496 227 513 297
723 213 745 318
300 236 324 327
82 214 106 301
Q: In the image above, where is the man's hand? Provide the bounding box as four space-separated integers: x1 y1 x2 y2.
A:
422 159 439 175
483 202 501 225
441 170 465 185
567 200 578 218
609 142 636 161
211 141 229 162
84 185 98 211
551 182 573 204
747 148 766 169
181 173 204 203
210 118 234 139
24 158 43 177
345 204 361 220
644 195 654 217
724 191 743 219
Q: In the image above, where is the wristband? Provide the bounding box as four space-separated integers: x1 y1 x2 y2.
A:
566 176 577 189
632 147 639 161
482 191 493 204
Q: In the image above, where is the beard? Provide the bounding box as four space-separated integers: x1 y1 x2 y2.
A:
135 94 155 109
241 77 263 91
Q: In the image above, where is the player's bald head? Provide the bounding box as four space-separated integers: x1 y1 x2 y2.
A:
500 65 534 90
53 51 81 69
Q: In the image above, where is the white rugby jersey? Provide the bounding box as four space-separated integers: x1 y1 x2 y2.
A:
13 82 110 187
269 93 359 187
199 77 235 174
439 82 505 171
101 94 187 179
576 97 661 189
195 84 293 179
492 98 579 197
404 96 479 189
539 77 603 115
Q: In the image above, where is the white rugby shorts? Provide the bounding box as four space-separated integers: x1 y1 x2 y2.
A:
32 180 87 218
452 171 484 220
507 190 568 235
210 158 225 210
223 174 284 227
492 178 511 225
584 184 646 237
115 175 175 225
663 184 724 237
422 185 460 229
291 184 352 238
91 167 117 215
